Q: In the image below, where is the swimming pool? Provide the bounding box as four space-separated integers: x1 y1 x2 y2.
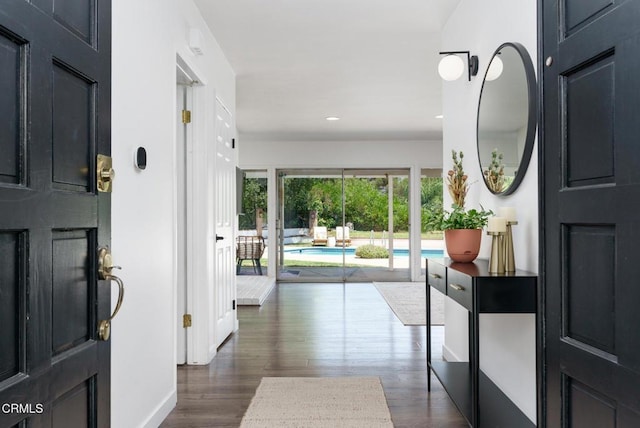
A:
284 247 444 258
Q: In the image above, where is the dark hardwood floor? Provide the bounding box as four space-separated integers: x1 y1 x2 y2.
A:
161 283 466 427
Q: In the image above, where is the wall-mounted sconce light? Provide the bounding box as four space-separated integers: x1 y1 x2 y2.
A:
485 55 504 81
438 51 479 81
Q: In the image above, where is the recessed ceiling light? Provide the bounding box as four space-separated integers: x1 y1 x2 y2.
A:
435 115 444 119
325 116 340 121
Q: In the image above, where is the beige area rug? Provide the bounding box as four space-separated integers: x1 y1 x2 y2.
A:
240 377 394 428
373 282 444 325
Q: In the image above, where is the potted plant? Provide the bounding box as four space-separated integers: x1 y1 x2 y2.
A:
426 150 493 262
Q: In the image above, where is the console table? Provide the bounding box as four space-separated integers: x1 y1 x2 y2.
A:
426 258 537 427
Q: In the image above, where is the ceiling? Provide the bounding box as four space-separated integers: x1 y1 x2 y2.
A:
194 0 461 141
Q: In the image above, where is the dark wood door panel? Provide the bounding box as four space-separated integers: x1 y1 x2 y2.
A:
562 225 616 355
0 193 97 230
565 376 616 428
52 230 96 355
564 0 614 35
558 4 640 62
31 0 97 47
0 0 111 425
52 63 95 192
52 379 93 428
564 55 614 187
0 29 25 186
543 0 640 426
0 232 24 384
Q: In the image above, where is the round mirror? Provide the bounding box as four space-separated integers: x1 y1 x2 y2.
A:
477 42 536 195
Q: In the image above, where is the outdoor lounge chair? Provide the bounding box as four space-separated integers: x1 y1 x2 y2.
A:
236 236 265 275
312 226 328 246
335 226 351 246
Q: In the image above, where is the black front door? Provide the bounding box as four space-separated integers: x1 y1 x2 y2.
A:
542 0 640 426
0 0 112 426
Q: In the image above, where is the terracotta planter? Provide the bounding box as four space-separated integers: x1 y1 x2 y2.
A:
444 229 482 263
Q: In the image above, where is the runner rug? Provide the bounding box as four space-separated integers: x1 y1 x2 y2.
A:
373 282 444 325
239 377 394 428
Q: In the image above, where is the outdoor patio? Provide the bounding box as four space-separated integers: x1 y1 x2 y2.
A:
237 238 444 281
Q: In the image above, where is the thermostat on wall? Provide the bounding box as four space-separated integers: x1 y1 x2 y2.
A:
135 147 147 170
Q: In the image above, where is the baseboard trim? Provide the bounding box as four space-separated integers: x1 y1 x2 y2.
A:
442 344 465 362
141 388 177 428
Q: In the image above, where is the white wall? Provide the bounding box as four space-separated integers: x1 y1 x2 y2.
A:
240 138 442 169
111 0 235 426
441 0 538 423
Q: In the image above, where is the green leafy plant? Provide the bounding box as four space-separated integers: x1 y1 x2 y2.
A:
425 205 493 231
355 244 389 259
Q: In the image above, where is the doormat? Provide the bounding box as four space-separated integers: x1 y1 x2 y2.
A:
240 377 393 427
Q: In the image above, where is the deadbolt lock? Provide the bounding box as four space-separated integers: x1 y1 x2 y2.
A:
97 154 114 193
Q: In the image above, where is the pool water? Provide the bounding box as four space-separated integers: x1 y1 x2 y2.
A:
284 247 443 258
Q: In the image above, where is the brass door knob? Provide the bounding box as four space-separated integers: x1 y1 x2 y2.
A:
99 274 124 341
97 247 125 341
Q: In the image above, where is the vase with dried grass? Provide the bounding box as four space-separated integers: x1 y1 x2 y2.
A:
483 148 506 194
446 150 469 208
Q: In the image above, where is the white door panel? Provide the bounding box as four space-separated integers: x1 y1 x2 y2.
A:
214 99 236 347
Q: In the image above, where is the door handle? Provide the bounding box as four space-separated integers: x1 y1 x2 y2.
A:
216 235 224 241
97 247 125 341
99 274 124 341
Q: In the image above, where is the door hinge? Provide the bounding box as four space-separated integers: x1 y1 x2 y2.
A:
183 313 192 328
232 300 236 310
182 110 192 124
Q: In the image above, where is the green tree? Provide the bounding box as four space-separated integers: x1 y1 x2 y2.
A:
283 177 318 228
344 178 388 230
421 177 443 232
254 174 442 233
239 177 267 230
307 179 342 228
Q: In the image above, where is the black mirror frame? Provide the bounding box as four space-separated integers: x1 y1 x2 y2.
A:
476 42 537 196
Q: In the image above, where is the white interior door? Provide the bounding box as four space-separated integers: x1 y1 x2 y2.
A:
213 99 236 347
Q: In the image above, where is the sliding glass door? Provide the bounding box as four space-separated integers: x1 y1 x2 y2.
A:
276 168 411 282
420 169 445 276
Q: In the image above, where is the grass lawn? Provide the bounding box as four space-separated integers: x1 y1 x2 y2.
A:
346 230 443 240
238 259 366 268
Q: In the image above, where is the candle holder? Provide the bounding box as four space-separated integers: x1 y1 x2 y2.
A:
504 220 518 273
487 231 505 274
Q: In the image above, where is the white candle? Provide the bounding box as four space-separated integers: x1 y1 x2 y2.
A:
498 207 517 222
487 216 507 233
